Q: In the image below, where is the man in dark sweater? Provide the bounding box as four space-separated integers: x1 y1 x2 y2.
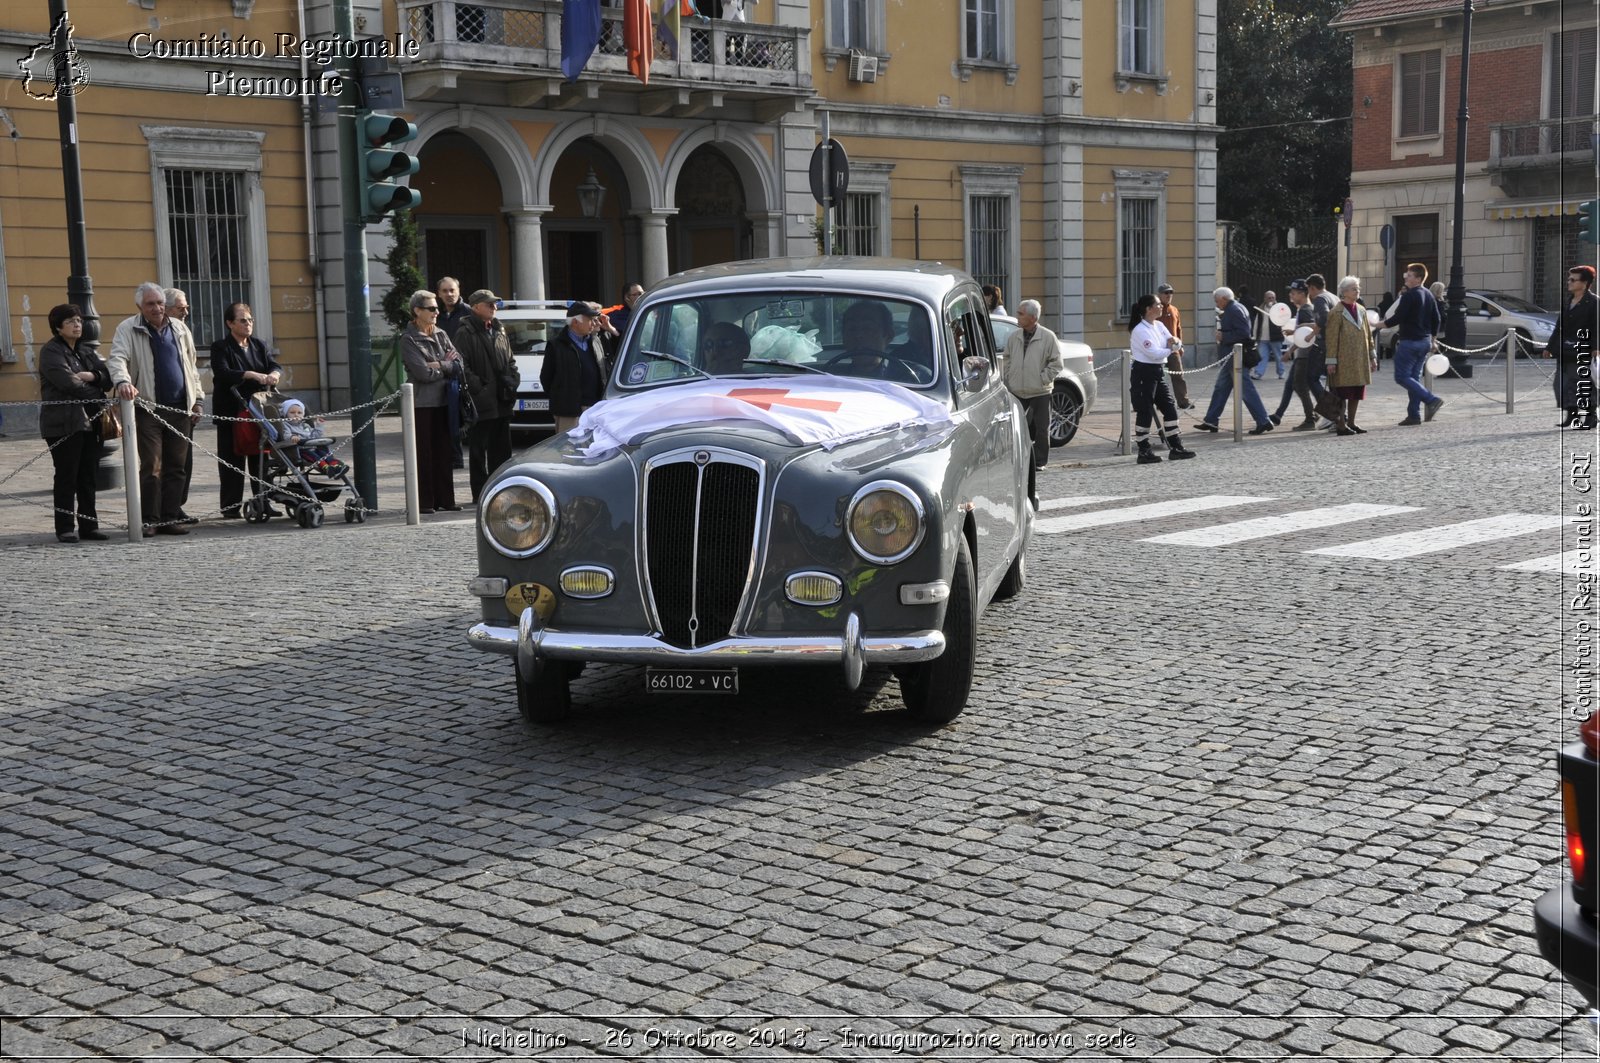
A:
1383 263 1445 426
540 302 609 434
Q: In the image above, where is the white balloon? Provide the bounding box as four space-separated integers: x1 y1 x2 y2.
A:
1366 309 1382 327
1291 325 1316 348
1269 302 1294 328
1425 353 1450 376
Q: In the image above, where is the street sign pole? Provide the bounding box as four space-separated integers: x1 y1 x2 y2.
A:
820 111 832 255
334 0 378 510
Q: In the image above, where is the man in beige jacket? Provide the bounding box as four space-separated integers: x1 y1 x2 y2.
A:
108 282 205 536
1001 299 1064 469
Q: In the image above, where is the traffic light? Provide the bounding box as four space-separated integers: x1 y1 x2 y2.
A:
1580 200 1600 245
359 112 420 221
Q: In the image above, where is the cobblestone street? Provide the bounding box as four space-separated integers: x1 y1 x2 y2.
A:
0 379 1592 1059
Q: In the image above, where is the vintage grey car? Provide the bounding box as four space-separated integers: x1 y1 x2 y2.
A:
465 257 1034 725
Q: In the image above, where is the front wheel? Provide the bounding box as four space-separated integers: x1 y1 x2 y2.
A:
1048 384 1083 447
515 655 571 724
994 547 1026 601
899 537 976 723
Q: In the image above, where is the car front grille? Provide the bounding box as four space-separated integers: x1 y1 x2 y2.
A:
644 453 761 648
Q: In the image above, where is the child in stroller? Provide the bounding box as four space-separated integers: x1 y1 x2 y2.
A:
276 398 348 478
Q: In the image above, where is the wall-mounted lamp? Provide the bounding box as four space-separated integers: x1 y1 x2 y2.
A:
1363 95 1373 108
576 166 607 219
1204 90 1214 105
1066 79 1080 96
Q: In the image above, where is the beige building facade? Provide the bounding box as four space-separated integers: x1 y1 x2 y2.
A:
0 0 1219 418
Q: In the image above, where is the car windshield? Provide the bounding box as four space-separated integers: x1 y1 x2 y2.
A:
504 318 560 355
1477 292 1548 315
617 291 939 389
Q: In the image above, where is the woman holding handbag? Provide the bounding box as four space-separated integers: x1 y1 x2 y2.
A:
209 302 282 518
401 289 465 513
38 303 112 542
1323 276 1376 435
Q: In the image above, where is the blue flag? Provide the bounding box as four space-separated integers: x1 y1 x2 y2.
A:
561 0 602 82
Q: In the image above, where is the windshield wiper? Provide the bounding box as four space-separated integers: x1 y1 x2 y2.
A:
741 357 828 375
637 348 709 379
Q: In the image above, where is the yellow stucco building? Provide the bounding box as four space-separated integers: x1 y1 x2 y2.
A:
0 0 1218 417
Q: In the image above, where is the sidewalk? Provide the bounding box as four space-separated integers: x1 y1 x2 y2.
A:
0 353 1565 544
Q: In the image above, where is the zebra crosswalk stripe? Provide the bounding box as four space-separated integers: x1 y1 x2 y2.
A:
1034 495 1273 535
1305 514 1565 560
1500 551 1591 573
1140 503 1423 547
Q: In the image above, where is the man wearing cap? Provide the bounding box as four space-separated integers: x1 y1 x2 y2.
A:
1156 284 1192 410
541 301 609 434
455 289 519 501
1268 280 1329 432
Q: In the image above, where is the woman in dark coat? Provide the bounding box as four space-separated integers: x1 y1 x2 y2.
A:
1548 265 1598 429
400 288 465 513
38 303 112 542
209 302 283 517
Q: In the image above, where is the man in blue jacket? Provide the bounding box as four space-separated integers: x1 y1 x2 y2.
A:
1383 262 1445 426
1194 287 1274 435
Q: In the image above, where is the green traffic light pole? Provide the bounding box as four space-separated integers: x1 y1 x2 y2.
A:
333 0 378 511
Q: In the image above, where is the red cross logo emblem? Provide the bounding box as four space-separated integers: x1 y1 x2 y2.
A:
725 387 843 413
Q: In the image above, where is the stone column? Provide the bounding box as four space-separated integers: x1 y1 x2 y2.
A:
506 207 551 300
636 209 676 285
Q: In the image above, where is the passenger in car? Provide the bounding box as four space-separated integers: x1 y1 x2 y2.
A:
700 321 751 374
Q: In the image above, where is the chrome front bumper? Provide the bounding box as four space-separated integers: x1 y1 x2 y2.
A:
466 608 945 692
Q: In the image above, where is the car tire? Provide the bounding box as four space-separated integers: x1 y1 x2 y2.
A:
994 546 1025 601
515 654 571 724
899 536 976 724
1048 384 1083 447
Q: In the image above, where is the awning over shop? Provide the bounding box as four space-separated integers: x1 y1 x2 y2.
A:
1487 201 1579 220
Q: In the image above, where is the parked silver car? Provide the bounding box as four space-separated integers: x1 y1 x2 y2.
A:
990 315 1098 446
1375 290 1555 357
466 258 1034 726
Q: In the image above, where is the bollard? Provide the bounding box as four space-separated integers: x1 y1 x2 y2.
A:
120 396 141 542
400 382 420 525
1505 328 1516 414
1119 350 1132 456
1231 343 1243 442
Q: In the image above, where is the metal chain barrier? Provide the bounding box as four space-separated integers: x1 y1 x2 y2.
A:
0 392 402 534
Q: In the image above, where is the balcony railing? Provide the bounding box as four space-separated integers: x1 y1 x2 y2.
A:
396 0 810 94
1490 115 1598 166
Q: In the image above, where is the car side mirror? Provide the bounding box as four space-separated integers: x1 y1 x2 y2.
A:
962 356 991 391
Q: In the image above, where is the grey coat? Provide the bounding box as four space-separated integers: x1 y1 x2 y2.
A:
39 336 111 438
401 323 463 408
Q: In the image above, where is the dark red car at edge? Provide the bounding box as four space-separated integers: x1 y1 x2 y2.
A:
1535 711 1600 1013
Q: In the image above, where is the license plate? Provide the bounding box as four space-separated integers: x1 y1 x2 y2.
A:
645 667 739 694
516 398 549 411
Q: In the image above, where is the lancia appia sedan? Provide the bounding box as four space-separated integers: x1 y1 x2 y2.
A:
465 258 1034 725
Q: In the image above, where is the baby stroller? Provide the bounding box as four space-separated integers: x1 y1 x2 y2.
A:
233 386 366 528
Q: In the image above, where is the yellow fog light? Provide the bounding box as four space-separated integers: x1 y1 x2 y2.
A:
847 481 925 564
786 571 843 606
560 566 615 599
482 477 557 557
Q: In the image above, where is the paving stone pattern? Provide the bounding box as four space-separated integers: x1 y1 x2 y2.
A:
0 395 1592 1060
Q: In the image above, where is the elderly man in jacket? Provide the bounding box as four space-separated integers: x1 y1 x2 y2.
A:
540 301 609 434
1002 299 1065 469
456 289 519 500
1194 286 1274 435
109 281 206 536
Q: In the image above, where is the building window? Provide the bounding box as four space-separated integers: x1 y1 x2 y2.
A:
162 170 251 350
1398 50 1442 138
828 0 882 52
1119 0 1162 77
957 0 1016 82
143 126 272 351
836 193 879 256
962 166 1021 300
966 0 998 60
969 196 1009 292
1119 198 1159 319
1113 169 1168 320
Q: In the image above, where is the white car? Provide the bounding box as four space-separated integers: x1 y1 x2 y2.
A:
495 300 574 438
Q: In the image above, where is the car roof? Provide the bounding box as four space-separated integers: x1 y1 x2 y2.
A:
645 256 977 303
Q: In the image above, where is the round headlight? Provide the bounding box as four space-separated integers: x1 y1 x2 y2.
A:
482 477 557 557
847 481 925 564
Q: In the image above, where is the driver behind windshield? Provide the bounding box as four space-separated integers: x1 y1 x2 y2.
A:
700 321 751 374
835 301 924 384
